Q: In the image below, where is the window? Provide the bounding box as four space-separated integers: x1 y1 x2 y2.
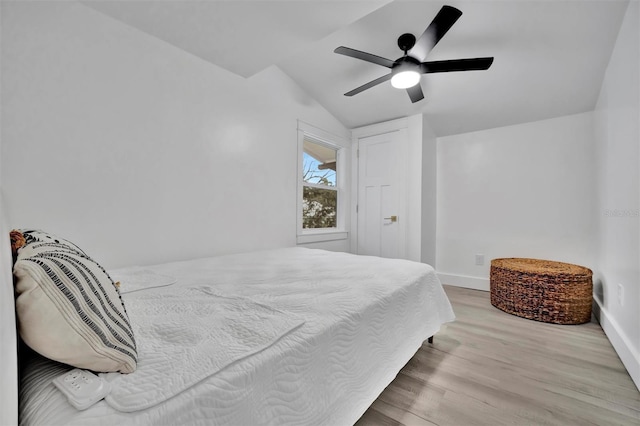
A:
302 139 337 229
297 121 348 244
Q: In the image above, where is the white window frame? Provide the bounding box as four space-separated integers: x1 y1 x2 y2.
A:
297 121 348 244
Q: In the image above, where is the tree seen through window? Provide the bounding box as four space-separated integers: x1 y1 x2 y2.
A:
302 140 337 229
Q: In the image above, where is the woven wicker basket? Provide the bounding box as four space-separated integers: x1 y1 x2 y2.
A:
490 258 593 325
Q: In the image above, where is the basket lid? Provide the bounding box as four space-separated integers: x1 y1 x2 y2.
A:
491 258 592 277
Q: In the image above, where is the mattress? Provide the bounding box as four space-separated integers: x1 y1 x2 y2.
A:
19 247 455 425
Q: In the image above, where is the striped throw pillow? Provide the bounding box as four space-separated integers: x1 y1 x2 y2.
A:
13 230 137 373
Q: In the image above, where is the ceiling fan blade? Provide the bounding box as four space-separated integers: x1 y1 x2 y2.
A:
409 5 462 61
344 73 393 97
421 57 494 73
406 84 424 103
334 46 395 68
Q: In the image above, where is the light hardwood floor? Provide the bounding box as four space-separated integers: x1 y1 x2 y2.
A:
357 285 640 426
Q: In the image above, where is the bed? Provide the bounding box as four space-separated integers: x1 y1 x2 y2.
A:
4 224 454 425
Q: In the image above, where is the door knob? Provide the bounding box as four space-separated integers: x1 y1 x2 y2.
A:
384 215 398 222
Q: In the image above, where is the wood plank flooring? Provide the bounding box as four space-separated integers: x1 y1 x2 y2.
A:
356 285 640 426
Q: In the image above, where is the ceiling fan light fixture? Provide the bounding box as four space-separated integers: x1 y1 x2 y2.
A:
391 69 421 89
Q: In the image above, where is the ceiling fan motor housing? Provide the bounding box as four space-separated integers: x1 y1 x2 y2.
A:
393 55 421 74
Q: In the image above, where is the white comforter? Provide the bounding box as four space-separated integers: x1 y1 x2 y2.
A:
20 247 455 426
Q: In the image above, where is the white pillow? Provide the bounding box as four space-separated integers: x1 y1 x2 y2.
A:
13 230 137 373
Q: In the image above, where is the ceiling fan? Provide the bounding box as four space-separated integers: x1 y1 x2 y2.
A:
334 5 494 103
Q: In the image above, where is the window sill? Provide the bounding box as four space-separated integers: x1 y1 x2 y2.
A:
297 230 348 244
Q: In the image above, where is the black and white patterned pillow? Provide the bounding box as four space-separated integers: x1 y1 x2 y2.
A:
13 230 137 373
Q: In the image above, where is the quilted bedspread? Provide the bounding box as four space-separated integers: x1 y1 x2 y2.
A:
101 286 304 412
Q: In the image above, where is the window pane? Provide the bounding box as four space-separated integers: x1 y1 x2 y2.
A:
303 186 337 229
303 140 336 187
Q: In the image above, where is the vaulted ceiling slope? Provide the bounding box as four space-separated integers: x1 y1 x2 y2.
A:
82 0 629 137
81 0 391 78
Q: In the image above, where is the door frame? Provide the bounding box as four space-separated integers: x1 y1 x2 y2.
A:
350 117 410 257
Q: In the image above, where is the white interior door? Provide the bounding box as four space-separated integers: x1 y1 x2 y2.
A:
357 131 406 259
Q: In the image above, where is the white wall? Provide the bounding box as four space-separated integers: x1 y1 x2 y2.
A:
0 2 18 418
0 193 18 426
407 114 423 263
403 113 440 265
593 0 639 390
420 115 437 267
1 1 349 268
436 112 597 290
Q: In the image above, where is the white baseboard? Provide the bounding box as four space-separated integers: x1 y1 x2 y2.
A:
437 273 490 291
592 297 640 391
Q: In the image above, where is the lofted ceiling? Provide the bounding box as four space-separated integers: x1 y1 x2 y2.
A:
82 0 629 137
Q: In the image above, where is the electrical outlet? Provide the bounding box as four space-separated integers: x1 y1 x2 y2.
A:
475 254 485 266
617 283 624 307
